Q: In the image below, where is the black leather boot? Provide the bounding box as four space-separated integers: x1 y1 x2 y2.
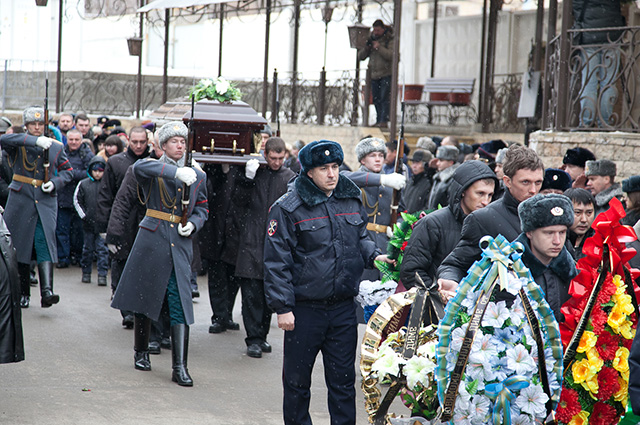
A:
134 316 152 371
18 262 30 308
171 324 193 386
38 262 59 307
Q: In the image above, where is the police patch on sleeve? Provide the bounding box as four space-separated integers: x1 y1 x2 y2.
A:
268 219 278 237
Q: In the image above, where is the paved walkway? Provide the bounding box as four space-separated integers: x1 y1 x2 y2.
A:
0 266 370 424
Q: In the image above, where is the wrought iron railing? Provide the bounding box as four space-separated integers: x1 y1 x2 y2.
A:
490 73 524 133
543 26 640 132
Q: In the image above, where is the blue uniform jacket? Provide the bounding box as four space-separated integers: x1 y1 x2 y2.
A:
264 173 381 315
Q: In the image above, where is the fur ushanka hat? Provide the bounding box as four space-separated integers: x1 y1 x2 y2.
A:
518 193 574 233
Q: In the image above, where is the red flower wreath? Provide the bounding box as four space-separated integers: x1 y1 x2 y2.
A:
595 332 620 361
596 366 620 401
590 401 618 425
555 388 582 424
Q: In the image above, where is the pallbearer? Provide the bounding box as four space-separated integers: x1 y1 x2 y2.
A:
0 106 72 308
111 121 208 387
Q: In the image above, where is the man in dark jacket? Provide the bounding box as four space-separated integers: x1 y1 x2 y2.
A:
427 145 460 210
223 137 295 358
516 194 578 320
572 0 624 127
264 140 391 425
56 129 94 268
564 188 596 260
401 160 497 289
97 126 150 328
0 214 24 363
358 20 393 127
585 159 624 216
437 144 544 299
402 149 435 214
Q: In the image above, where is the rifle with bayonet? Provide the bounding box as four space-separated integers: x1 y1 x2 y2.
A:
389 100 405 226
275 74 281 137
181 95 195 227
43 79 51 184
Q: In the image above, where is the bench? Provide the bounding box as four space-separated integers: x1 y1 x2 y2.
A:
404 78 476 125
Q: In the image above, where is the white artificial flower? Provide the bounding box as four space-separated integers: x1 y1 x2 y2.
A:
510 298 525 327
506 344 536 375
215 78 230 95
417 340 436 358
469 395 491 423
503 275 526 295
450 323 469 352
511 412 534 425
515 384 549 417
404 355 435 389
461 288 482 310
371 345 404 378
200 78 213 87
483 301 510 328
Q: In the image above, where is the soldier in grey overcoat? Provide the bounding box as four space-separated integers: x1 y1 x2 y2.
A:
111 121 207 387
341 137 406 280
0 106 72 308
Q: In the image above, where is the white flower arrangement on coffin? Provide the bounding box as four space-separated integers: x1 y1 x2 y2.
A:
189 76 242 102
435 235 564 425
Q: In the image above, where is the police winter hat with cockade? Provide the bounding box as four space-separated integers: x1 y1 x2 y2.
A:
563 147 595 168
298 140 344 173
355 137 387 162
518 194 574 232
436 145 459 162
158 121 188 148
585 159 616 177
622 175 640 193
23 106 45 124
542 168 572 192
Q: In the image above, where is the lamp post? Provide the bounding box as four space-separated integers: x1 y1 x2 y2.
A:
36 0 63 112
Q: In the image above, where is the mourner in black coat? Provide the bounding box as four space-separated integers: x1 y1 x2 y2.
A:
0 215 24 363
401 160 497 289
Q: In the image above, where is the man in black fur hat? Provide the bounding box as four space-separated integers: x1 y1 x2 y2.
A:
264 140 392 425
516 193 578 320
561 147 595 187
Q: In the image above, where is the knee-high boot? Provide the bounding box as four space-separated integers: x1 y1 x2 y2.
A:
134 316 152 371
18 263 30 308
38 262 59 308
171 324 193 386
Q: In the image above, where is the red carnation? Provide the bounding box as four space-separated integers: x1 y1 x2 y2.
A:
591 307 608 335
596 367 620 400
597 274 616 305
401 241 408 251
556 387 582 424
596 332 620 361
590 401 618 425
624 335 634 350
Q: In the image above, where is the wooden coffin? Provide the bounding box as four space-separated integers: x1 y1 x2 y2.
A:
180 100 268 165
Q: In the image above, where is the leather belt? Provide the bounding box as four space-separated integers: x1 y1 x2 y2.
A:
366 222 389 233
13 174 43 187
146 209 181 224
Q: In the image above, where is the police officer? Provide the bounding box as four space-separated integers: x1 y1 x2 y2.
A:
264 140 393 425
110 122 208 386
0 106 73 308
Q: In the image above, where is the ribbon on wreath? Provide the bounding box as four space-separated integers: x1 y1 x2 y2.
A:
485 376 530 425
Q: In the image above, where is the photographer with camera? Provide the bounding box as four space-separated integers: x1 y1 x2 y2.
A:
358 19 394 128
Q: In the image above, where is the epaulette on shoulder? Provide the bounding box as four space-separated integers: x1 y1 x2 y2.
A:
271 191 301 213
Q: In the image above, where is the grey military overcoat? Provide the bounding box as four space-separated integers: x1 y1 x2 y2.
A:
0 133 72 263
110 158 208 325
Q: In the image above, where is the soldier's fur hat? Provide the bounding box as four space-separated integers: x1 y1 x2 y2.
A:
518 193 574 233
622 175 640 193
158 121 188 148
23 106 45 125
542 168 572 193
563 147 595 168
416 136 436 154
0 117 11 134
585 159 616 177
355 137 387 162
495 148 507 164
436 145 459 162
299 140 343 173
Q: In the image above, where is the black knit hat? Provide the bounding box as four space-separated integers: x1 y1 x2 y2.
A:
542 168 572 192
563 147 595 168
622 175 640 193
518 194 574 232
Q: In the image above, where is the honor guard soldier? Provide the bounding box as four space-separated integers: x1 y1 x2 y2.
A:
0 106 73 308
264 140 393 424
111 122 208 386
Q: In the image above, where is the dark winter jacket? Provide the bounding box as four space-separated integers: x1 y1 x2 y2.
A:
402 168 436 214
264 174 380 314
96 146 150 233
357 26 393 80
621 208 640 227
58 142 94 208
437 188 523 283
594 183 625 217
401 161 498 289
516 233 578 321
73 156 107 233
0 215 23 363
572 0 624 45
568 227 596 261
222 164 295 280
428 163 460 210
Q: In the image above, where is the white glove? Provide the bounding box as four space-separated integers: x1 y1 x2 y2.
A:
41 181 54 193
107 244 120 254
380 173 406 190
221 163 230 174
178 221 195 237
386 227 393 238
99 233 107 240
175 167 197 186
36 136 53 150
245 159 260 180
